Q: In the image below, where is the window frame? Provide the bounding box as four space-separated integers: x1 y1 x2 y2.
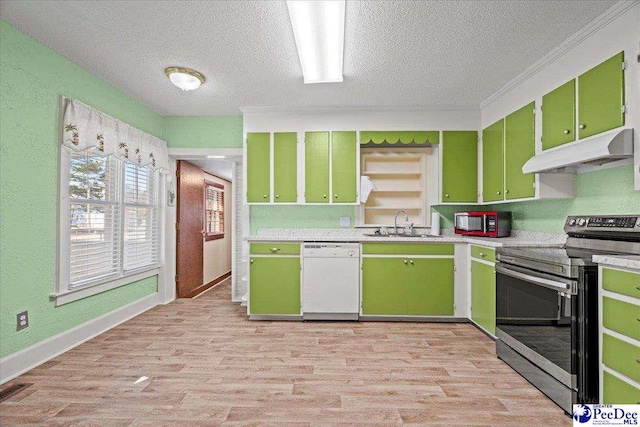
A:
55 146 161 306
204 180 225 241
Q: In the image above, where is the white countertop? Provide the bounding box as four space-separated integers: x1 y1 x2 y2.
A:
246 228 566 248
592 254 640 271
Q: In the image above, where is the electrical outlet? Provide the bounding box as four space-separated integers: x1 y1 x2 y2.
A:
339 216 351 227
16 311 28 331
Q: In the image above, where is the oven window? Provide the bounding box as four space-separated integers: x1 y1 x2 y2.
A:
496 271 575 374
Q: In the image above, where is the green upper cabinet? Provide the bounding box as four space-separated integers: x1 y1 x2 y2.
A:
542 79 576 150
331 131 357 203
305 131 330 203
504 102 535 200
273 132 297 203
246 132 270 203
482 119 505 202
441 131 478 203
578 52 625 139
407 258 454 316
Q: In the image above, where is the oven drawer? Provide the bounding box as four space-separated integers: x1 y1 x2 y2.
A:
603 297 640 342
603 371 640 405
470 245 495 263
602 333 640 383
603 267 640 300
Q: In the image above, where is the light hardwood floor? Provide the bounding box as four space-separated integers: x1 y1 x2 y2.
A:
0 280 570 426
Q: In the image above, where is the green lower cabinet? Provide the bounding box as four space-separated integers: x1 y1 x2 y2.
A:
603 371 640 405
441 131 478 203
305 131 330 203
407 258 454 315
482 119 505 202
578 52 625 139
273 132 297 203
362 258 408 315
602 334 640 384
331 131 357 203
504 102 535 200
249 257 300 315
471 260 496 334
246 132 271 203
362 256 455 316
603 297 640 342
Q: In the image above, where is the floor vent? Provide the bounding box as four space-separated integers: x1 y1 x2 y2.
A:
0 383 33 403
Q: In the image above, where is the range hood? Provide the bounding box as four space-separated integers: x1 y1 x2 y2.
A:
522 128 634 174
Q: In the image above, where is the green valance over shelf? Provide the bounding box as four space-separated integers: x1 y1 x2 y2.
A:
360 131 439 145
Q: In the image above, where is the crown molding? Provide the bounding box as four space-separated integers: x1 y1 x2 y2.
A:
479 0 638 110
239 105 480 114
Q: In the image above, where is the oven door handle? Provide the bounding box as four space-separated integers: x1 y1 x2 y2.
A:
495 265 572 292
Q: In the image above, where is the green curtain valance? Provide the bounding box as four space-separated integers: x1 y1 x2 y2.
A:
360 131 439 145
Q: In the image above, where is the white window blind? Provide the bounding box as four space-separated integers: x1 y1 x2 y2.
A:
205 183 224 238
123 164 159 271
68 150 121 287
65 148 160 289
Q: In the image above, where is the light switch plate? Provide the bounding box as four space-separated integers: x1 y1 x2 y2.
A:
339 216 351 227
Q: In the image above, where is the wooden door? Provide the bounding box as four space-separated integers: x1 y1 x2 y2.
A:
176 161 204 298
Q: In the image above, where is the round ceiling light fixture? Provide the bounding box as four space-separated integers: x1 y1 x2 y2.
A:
165 66 205 91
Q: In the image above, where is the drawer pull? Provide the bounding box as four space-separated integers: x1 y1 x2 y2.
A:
404 259 408 265
480 252 486 258
269 248 281 253
409 259 414 265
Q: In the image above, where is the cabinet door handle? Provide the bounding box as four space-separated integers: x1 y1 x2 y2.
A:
496 191 501 195
269 248 280 253
409 259 414 265
480 252 486 258
275 194 279 199
323 194 327 199
445 194 449 198
635 285 640 291
250 259 254 264
505 189 509 195
404 259 408 265
334 194 338 199
263 194 268 199
563 129 571 134
579 124 586 130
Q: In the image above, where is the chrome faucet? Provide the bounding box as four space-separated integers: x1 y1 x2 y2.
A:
394 210 409 235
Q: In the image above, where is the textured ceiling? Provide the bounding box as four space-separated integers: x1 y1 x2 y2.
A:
0 0 616 116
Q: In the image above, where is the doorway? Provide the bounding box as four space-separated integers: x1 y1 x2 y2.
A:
170 153 243 299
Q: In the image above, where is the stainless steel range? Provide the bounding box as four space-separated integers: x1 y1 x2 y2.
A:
495 215 640 414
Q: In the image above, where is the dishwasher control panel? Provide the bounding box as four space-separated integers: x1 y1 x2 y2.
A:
302 243 360 258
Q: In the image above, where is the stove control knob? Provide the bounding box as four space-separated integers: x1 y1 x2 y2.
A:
578 218 586 226
568 219 576 226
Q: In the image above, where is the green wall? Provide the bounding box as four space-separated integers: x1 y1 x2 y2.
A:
434 165 639 233
250 205 356 234
0 20 160 358
163 116 243 148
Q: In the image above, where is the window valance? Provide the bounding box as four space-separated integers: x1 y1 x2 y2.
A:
61 98 169 173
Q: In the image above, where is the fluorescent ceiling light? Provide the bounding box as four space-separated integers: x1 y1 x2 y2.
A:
286 0 345 84
165 67 205 91
207 155 225 159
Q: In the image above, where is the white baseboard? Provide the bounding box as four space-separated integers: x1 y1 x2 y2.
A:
0 293 159 385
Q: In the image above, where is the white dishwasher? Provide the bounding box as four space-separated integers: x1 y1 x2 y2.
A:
302 243 360 320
